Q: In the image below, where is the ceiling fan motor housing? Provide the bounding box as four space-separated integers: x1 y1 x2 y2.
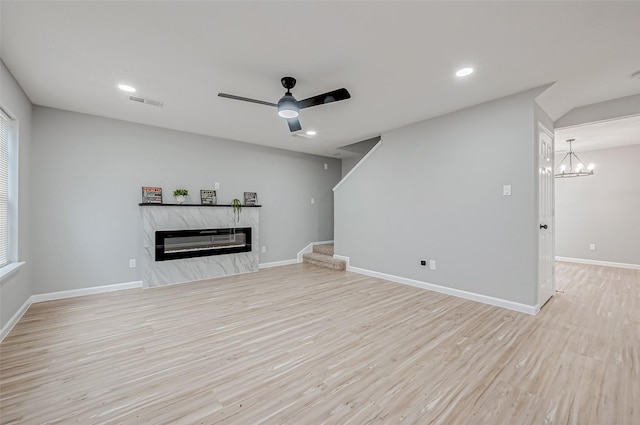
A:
281 76 296 90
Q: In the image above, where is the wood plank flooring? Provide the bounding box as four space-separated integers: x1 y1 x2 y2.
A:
1 262 638 424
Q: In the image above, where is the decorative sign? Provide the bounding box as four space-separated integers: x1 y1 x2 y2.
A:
142 187 163 204
200 190 217 205
244 192 257 206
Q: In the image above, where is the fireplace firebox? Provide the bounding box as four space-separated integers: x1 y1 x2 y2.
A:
155 227 252 261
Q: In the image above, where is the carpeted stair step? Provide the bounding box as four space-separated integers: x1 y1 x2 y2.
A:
312 243 335 256
302 252 346 271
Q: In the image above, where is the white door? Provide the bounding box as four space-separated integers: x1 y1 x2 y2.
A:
538 123 555 308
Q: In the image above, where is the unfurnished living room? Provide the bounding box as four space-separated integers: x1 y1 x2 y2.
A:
1 2 639 424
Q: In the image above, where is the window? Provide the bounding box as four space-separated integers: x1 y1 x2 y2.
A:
0 108 10 267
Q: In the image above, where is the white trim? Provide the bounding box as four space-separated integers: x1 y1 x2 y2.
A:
259 259 298 269
297 240 334 263
333 140 382 192
31 280 142 303
555 256 640 270
0 295 31 342
0 261 25 282
340 256 536 315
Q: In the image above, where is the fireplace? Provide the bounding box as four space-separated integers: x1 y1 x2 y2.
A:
155 227 252 261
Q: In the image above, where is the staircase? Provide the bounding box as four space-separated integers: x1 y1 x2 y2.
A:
302 244 346 271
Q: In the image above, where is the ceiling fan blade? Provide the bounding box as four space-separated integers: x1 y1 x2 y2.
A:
287 118 302 132
298 88 351 109
218 93 276 107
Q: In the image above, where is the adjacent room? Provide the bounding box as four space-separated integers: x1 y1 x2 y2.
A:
1 2 639 424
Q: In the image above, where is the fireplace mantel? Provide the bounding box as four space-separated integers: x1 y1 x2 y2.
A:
139 203 261 207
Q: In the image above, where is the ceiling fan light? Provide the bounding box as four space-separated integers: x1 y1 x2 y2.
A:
277 93 299 118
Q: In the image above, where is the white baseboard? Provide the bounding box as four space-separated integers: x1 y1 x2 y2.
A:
1 280 144 343
340 257 536 315
259 259 298 269
296 240 334 263
0 296 32 342
556 256 640 270
31 280 143 303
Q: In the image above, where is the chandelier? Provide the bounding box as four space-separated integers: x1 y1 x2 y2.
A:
554 139 595 178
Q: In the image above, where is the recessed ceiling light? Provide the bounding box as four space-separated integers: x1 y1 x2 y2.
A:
306 130 317 136
455 67 474 77
118 84 136 93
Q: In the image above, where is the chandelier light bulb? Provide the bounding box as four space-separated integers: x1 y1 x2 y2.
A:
587 163 595 171
560 164 566 172
576 163 583 171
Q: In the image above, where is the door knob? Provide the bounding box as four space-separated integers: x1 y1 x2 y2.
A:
540 224 548 229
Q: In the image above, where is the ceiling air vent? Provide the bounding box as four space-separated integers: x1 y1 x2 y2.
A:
291 133 313 139
129 96 164 108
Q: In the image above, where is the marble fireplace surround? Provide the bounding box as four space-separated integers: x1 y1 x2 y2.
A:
140 204 260 288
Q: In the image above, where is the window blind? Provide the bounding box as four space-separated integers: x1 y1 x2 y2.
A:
0 108 10 267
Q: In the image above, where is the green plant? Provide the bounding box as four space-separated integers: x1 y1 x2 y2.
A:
231 198 242 222
173 188 188 197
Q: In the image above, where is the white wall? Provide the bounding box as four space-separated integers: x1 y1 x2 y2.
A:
555 144 640 266
335 87 549 307
0 60 33 329
30 107 341 294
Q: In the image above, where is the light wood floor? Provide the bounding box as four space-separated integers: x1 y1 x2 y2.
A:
1 262 638 424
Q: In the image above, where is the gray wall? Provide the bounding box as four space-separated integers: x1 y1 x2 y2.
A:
555 94 640 129
555 144 640 265
0 60 33 329
341 155 362 178
31 107 340 294
334 87 548 306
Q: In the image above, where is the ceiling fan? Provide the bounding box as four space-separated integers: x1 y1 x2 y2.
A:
218 77 351 132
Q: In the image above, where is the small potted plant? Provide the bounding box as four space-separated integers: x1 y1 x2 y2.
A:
173 188 189 204
231 198 242 222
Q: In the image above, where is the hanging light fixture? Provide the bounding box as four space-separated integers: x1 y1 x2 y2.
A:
555 139 595 178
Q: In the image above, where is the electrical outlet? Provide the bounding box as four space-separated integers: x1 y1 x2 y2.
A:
311 198 315 204
214 182 220 190
129 259 136 268
429 260 436 270
261 246 267 253
589 243 596 251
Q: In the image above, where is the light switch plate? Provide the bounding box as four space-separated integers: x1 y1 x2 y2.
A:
503 185 511 196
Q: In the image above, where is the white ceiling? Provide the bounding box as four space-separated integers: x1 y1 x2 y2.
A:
555 115 640 153
1 1 640 158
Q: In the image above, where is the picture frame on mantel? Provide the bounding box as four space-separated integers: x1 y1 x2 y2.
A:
244 192 257 206
200 189 217 205
142 187 163 204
